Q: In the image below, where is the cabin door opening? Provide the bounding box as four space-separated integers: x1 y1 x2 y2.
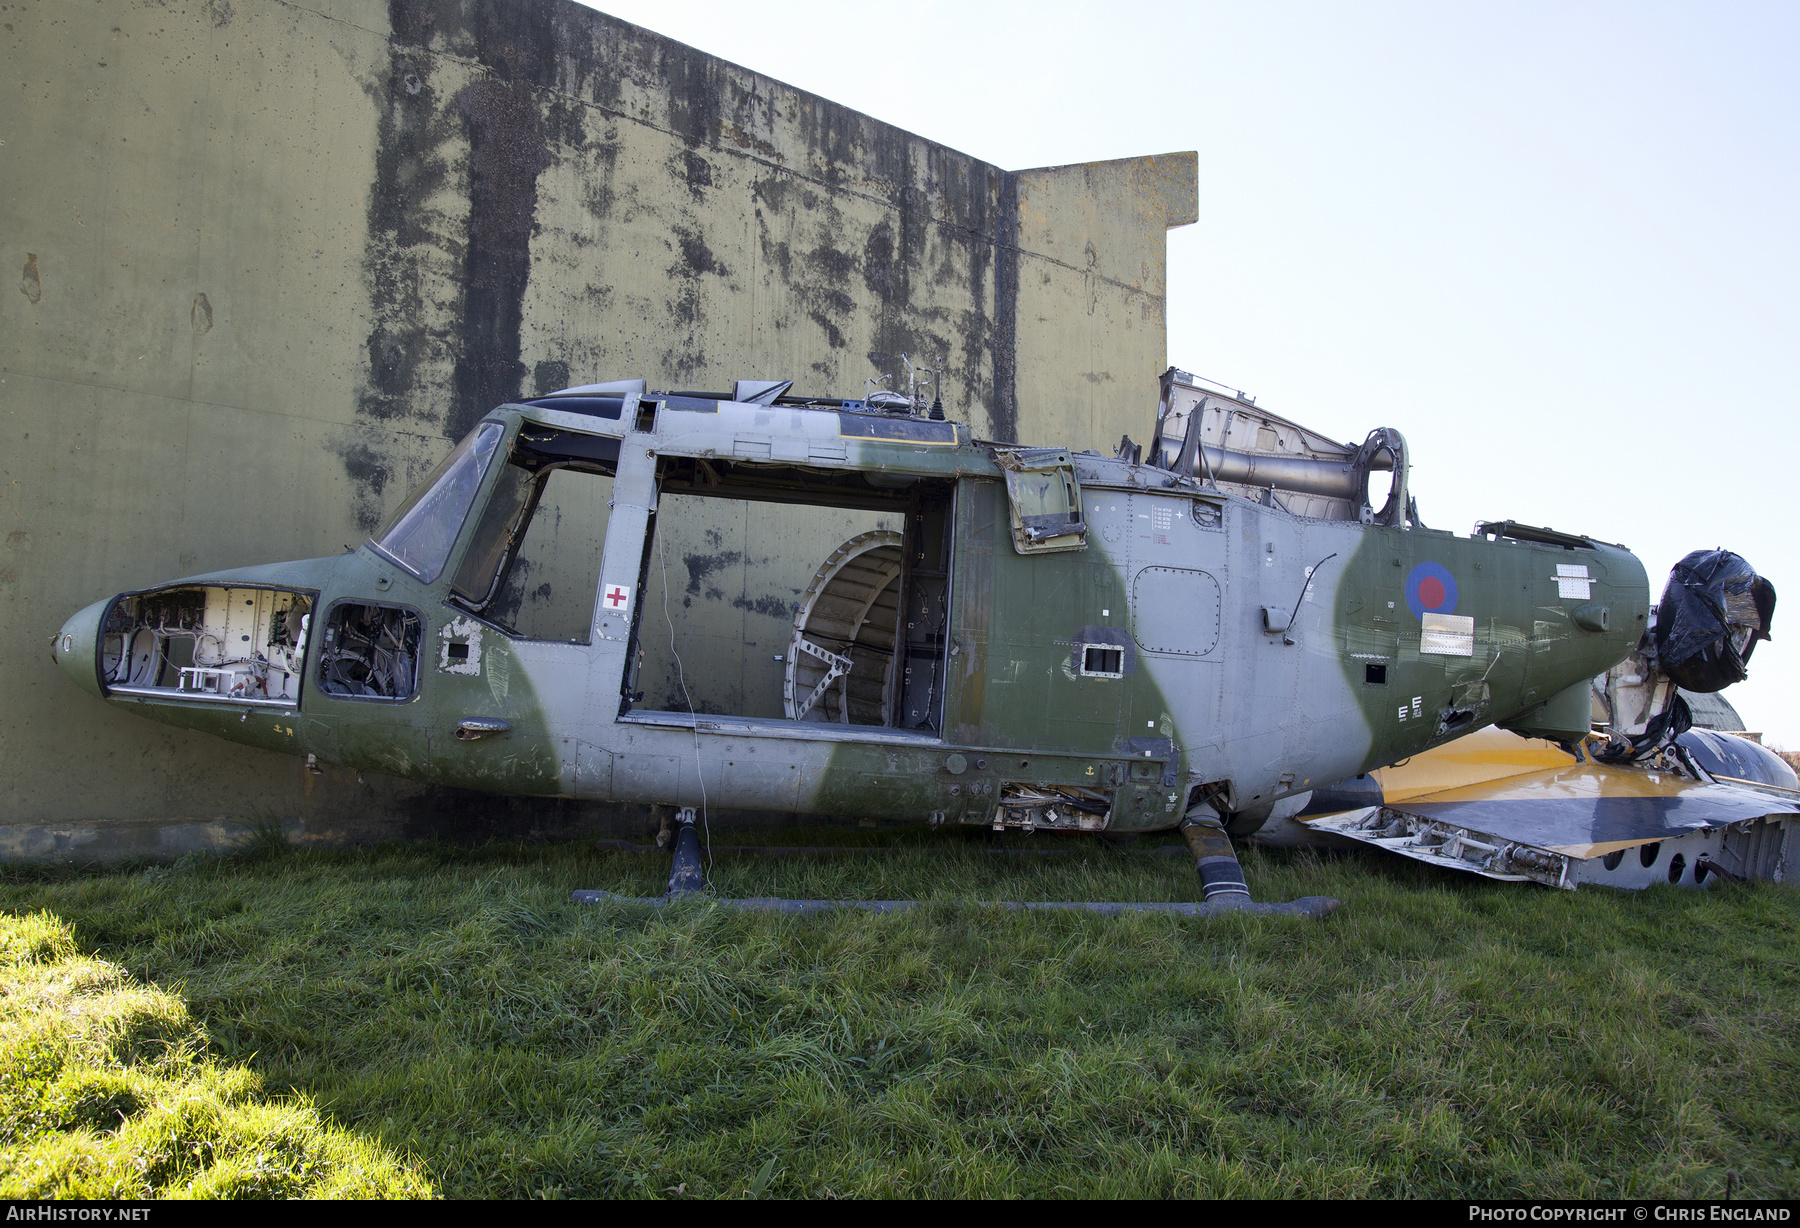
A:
623 458 955 734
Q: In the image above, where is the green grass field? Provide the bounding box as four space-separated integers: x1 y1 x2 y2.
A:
1 832 1796 1199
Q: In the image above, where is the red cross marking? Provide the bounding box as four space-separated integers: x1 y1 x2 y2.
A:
605 585 630 609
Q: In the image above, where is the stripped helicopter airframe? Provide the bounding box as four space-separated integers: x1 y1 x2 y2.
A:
51 368 1797 911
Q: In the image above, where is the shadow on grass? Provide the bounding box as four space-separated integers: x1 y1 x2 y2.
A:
2 833 1796 1198
0 906 433 1198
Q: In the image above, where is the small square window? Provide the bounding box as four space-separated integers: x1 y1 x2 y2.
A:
1082 646 1123 676
1364 662 1387 685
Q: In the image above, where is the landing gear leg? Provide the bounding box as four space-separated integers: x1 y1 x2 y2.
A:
1181 812 1252 907
569 805 1340 917
667 807 705 896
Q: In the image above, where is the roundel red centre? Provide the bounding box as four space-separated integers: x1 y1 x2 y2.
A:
1404 561 1459 619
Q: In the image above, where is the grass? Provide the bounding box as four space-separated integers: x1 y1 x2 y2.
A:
0 831 1796 1199
0 909 430 1197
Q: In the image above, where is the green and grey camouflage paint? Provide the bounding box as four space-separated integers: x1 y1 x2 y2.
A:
54 392 1647 835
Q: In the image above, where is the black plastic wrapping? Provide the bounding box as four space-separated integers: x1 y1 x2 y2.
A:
1653 550 1776 693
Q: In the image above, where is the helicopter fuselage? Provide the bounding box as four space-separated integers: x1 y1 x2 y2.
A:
54 389 1646 834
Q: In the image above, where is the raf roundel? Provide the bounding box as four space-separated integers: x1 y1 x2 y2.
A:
1404 561 1458 620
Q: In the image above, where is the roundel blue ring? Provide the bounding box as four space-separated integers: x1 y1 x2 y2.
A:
1405 561 1458 620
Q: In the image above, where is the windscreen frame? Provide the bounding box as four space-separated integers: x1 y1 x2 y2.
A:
443 424 624 635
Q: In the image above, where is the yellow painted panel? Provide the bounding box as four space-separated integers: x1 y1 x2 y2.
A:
1373 726 1578 802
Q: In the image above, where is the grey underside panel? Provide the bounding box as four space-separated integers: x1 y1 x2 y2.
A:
1398 788 1800 848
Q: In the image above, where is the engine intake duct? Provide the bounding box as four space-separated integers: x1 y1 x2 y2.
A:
1154 426 1409 525
1156 437 1393 499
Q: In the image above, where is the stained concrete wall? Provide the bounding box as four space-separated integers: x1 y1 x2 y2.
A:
0 0 1196 854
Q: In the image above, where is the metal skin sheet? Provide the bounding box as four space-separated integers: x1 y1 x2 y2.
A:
1346 725 1577 806
1396 772 1800 857
54 388 1652 840
1308 795 1797 889
1291 724 1800 886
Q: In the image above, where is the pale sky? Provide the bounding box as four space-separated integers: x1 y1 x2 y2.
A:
585 0 1800 748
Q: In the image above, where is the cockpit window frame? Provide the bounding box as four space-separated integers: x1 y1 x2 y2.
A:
368 419 510 585
448 458 542 610
443 422 626 634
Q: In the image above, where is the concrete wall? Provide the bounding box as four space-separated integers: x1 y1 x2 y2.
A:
0 0 1196 854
